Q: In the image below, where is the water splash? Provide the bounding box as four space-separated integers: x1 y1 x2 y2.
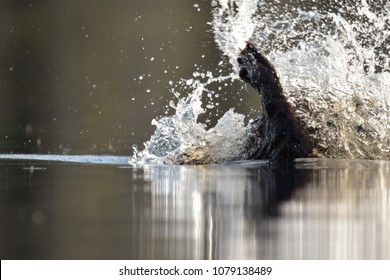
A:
130 0 390 165
244 1 390 159
130 72 254 165
211 0 258 66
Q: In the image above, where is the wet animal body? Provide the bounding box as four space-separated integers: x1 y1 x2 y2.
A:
238 43 312 161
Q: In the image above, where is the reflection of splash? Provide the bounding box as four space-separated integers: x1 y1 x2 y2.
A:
131 0 390 165
137 162 307 259
132 159 390 259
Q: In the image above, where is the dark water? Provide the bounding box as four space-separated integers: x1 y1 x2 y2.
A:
1 157 389 259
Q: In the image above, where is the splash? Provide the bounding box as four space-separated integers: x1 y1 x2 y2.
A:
247 0 390 159
211 0 258 66
130 0 390 165
130 72 255 165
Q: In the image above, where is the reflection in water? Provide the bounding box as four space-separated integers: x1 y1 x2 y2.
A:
142 162 309 259
0 158 389 259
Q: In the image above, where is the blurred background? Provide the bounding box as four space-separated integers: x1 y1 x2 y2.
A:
0 0 254 155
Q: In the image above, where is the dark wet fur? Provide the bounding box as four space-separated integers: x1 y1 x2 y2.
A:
238 43 312 161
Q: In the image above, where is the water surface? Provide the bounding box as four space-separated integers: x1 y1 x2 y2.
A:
1 156 389 259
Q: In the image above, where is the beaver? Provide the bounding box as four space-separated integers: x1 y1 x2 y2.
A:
237 42 312 161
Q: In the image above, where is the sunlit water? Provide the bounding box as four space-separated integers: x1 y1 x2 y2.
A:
1 155 389 259
131 0 390 164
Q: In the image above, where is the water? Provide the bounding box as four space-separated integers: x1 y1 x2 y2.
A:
131 0 390 164
1 156 389 259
